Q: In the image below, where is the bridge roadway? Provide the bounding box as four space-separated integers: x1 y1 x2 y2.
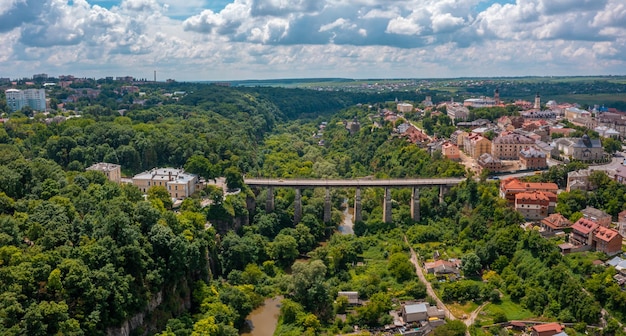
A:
245 177 466 224
244 178 465 188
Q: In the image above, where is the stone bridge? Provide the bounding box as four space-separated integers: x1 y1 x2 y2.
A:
244 178 465 224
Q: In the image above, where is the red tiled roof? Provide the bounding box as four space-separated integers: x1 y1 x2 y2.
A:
541 213 572 229
532 323 563 333
594 226 621 243
515 192 549 202
501 178 558 192
571 218 599 235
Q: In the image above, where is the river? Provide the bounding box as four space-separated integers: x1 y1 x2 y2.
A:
240 296 283 336
338 199 354 235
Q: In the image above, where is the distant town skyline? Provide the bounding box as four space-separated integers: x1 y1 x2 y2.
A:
1 0 625 81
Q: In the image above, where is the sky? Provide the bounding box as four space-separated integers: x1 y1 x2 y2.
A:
0 0 625 81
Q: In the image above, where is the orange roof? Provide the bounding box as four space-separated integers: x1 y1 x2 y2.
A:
594 226 621 243
541 213 572 229
501 178 558 192
571 218 599 235
532 323 563 333
515 192 549 202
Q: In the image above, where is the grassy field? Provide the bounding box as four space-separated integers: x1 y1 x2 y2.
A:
448 301 479 318
479 296 536 324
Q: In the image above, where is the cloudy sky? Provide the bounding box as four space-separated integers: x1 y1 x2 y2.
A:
0 0 625 81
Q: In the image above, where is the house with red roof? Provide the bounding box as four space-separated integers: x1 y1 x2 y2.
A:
531 323 563 336
500 178 558 206
515 192 551 220
593 226 623 256
569 218 599 247
541 213 572 234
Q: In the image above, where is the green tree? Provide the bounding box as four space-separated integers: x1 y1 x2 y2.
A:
461 252 482 276
388 252 414 282
148 185 173 210
224 167 244 190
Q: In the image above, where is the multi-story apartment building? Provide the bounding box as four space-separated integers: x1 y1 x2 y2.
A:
499 178 558 205
492 133 535 160
86 162 122 184
515 191 551 220
446 103 469 122
441 142 460 161
519 146 547 170
477 153 503 173
463 133 491 159
4 88 46 112
132 168 199 199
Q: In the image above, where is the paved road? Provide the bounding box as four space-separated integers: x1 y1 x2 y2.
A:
404 236 455 321
244 178 465 188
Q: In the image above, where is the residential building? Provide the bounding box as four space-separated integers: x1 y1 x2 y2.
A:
541 213 572 234
446 103 469 122
595 126 620 138
4 88 46 112
593 226 623 256
554 135 604 161
614 166 626 185
450 130 469 148
492 133 535 160
464 133 492 159
424 259 461 275
132 168 199 199
477 153 503 173
570 218 599 246
531 323 564 336
5 89 25 112
519 146 547 170
86 162 122 184
566 169 595 192
515 192 550 220
344 117 361 135
397 103 414 113
581 206 612 227
441 142 460 161
499 178 558 205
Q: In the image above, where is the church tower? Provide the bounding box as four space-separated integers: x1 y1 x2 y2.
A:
534 92 541 109
494 88 500 105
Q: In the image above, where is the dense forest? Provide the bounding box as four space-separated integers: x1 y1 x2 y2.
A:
1 81 626 335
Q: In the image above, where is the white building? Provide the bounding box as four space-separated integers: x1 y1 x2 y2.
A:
397 103 414 113
132 168 199 199
464 98 496 108
4 88 46 112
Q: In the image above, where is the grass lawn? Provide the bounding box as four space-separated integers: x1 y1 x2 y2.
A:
448 301 479 318
479 296 535 324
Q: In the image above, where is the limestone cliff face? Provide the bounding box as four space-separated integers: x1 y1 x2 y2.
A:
106 280 192 336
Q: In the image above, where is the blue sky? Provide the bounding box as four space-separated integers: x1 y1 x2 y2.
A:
0 0 624 81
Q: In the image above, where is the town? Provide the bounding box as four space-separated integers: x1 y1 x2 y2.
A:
1 74 626 336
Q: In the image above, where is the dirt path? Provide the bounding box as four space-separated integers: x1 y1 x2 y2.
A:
465 301 488 326
404 236 455 321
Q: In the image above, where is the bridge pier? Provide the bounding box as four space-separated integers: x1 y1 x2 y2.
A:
439 185 446 205
294 188 302 224
266 187 274 212
411 187 420 222
324 187 331 223
383 188 392 223
354 187 362 223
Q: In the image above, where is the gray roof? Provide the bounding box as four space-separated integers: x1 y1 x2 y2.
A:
573 135 601 148
404 303 428 314
606 256 626 268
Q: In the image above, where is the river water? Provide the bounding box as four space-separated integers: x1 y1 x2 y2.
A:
240 296 283 336
338 199 354 235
